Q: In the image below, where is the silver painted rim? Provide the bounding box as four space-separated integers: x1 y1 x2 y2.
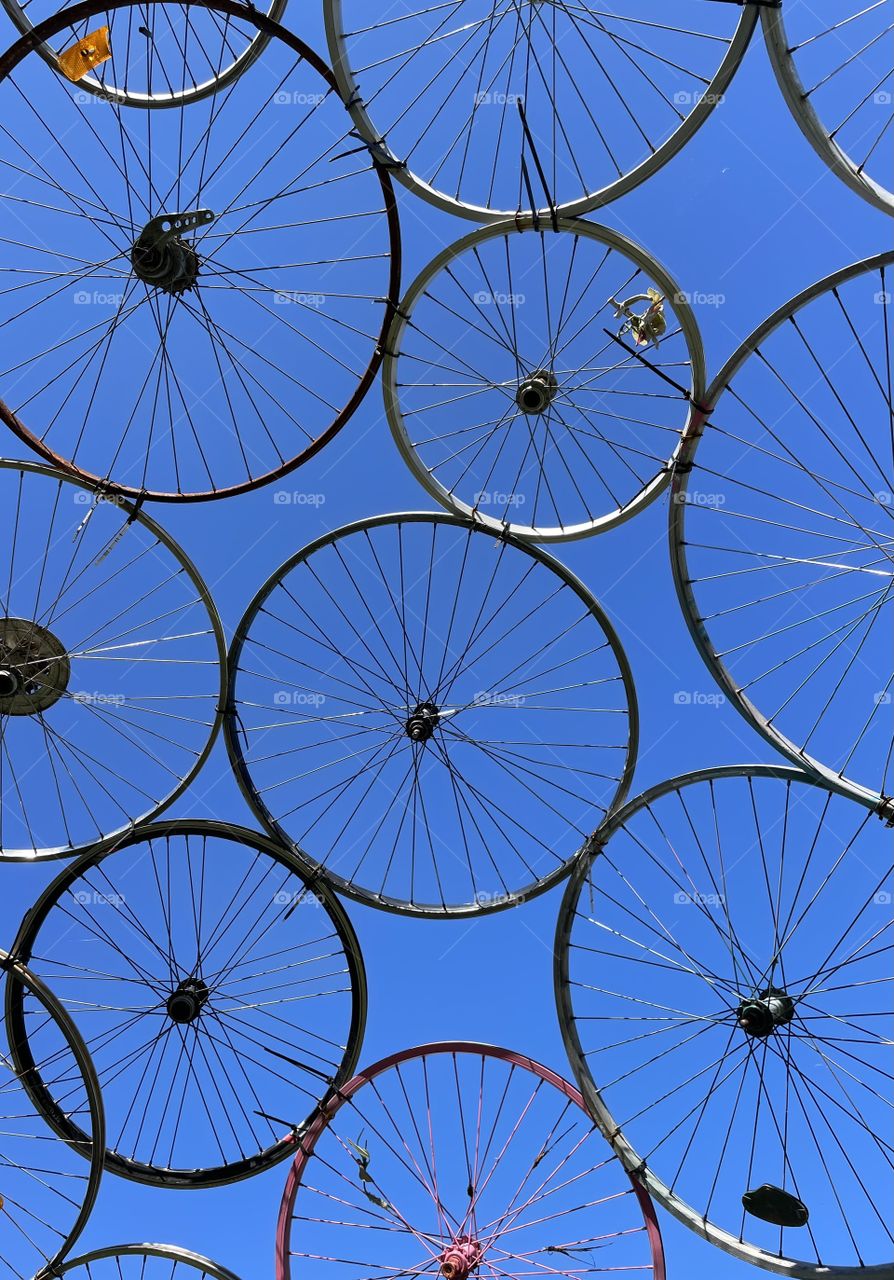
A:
324 0 758 223
0 457 226 859
762 5 894 217
555 763 894 1278
669 252 894 814
40 1243 244 1280
2 0 288 107
383 216 706 541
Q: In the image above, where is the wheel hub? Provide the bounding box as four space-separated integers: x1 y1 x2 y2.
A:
0 618 70 716
439 1235 482 1280
167 976 210 1024
405 701 439 742
131 209 214 296
516 369 558 415
737 986 795 1037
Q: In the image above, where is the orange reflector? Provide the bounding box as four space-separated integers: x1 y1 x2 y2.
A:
57 27 111 82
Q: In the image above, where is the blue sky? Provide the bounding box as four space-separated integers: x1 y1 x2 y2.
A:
0 2 890 1277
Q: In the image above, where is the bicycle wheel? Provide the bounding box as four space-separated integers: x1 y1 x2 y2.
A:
0 459 225 859
670 253 894 814
0 952 104 1277
0 0 287 106
275 1042 666 1280
324 0 757 222
226 511 637 916
555 765 894 1277
383 217 705 541
44 1244 242 1280
9 820 366 1188
0 0 400 501
764 2 894 216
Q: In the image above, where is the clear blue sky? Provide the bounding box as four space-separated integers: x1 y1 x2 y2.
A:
0 3 889 1277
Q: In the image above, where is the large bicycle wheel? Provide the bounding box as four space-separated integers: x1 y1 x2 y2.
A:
324 0 756 222
384 217 705 541
0 952 104 1278
764 3 894 216
0 459 224 860
0 0 400 501
226 512 637 916
555 765 894 1277
9 820 366 1188
0 0 287 106
275 1042 666 1280
670 253 894 814
44 1244 243 1280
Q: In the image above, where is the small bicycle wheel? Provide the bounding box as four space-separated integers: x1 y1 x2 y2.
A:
0 459 225 860
44 1244 243 1280
324 0 756 222
670 253 894 813
555 765 894 1277
9 820 367 1188
383 217 705 541
0 952 104 1277
226 511 637 916
764 2 894 215
0 0 287 106
275 1042 666 1280
0 0 400 501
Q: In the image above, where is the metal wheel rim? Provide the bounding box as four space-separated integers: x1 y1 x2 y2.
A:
275 1041 666 1280
669 252 894 814
383 215 706 542
0 0 401 502
40 1242 244 1280
554 763 894 1278
0 458 226 860
8 818 367 1188
225 510 639 916
0 951 105 1276
0 0 288 107
762 5 894 217
324 0 757 224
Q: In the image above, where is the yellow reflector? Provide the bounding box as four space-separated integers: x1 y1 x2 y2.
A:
57 27 111 82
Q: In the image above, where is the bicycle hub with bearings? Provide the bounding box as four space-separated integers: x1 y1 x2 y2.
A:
131 209 215 295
